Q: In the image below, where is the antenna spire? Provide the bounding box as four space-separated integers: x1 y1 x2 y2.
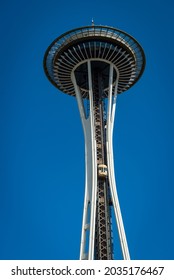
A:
92 18 94 26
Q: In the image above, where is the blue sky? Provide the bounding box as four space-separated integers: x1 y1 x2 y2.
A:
0 0 174 260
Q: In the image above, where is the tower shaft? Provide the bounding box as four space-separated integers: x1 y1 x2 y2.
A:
72 61 130 260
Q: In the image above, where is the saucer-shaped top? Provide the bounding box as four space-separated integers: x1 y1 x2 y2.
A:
44 25 145 98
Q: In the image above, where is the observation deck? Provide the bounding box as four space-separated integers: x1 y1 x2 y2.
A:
44 25 145 98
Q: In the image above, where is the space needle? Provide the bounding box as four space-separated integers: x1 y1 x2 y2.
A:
43 23 145 260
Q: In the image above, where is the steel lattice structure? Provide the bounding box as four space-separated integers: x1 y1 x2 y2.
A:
43 25 145 260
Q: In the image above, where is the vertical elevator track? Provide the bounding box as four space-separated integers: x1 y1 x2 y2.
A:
92 69 113 260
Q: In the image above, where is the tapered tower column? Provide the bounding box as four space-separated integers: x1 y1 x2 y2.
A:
44 25 145 260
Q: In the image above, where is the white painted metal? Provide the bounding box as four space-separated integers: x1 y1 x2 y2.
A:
86 60 98 260
106 64 130 260
71 60 98 260
71 59 130 260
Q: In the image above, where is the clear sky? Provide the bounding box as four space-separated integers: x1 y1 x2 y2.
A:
0 0 174 260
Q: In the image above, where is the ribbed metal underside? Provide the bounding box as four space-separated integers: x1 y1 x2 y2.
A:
44 26 145 97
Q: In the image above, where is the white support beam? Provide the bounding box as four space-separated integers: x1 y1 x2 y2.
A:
106 64 130 260
71 61 97 260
